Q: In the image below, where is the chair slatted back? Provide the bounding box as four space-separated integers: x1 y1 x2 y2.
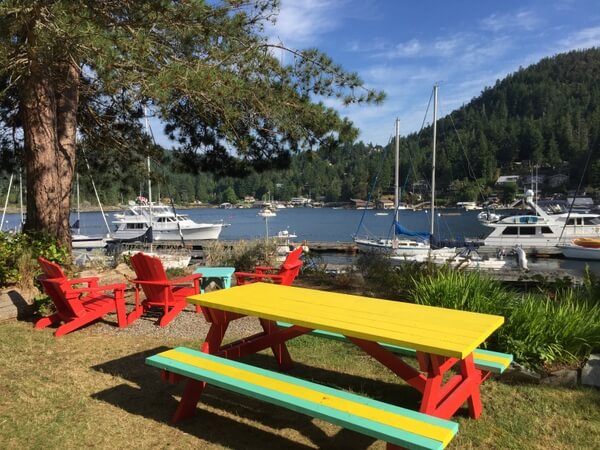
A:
130 252 175 304
38 257 67 279
278 247 304 285
280 246 303 272
37 258 85 318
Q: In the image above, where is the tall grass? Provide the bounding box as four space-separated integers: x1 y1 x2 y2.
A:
357 255 600 369
410 268 517 317
499 291 600 368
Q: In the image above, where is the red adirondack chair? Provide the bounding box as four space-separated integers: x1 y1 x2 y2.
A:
234 246 304 286
128 252 202 327
36 257 128 337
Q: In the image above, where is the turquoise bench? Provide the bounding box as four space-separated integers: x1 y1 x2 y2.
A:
192 266 235 293
147 347 458 450
276 322 513 374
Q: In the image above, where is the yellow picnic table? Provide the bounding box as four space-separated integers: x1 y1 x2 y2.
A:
172 283 504 423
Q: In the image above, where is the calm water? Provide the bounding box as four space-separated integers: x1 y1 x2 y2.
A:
3 206 600 276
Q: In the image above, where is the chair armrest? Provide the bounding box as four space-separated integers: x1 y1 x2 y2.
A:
65 276 100 288
170 273 202 284
254 265 276 274
234 272 284 285
131 276 199 287
69 283 127 295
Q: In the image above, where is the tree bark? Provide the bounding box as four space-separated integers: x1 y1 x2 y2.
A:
21 60 79 247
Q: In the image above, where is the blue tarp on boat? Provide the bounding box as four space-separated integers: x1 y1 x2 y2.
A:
394 222 431 241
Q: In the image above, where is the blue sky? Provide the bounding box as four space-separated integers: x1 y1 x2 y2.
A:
263 0 600 145
152 0 600 148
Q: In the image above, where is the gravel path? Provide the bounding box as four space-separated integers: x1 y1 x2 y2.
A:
86 300 263 341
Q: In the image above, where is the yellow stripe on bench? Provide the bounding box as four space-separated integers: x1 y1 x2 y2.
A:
147 347 458 450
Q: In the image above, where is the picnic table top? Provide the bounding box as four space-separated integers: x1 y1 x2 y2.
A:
187 283 504 359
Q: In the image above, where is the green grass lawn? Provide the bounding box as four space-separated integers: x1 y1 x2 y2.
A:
1 320 599 449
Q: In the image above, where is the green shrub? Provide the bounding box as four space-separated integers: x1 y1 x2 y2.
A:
500 291 600 369
0 232 69 287
409 268 517 317
356 252 426 299
203 239 278 272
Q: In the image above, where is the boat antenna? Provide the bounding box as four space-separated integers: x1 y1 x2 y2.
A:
352 135 394 239
75 173 81 234
558 142 594 243
393 118 400 248
19 168 24 227
79 147 112 235
143 107 187 248
430 84 438 236
1 173 13 232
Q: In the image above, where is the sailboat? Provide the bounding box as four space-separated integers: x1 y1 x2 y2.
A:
71 173 112 249
355 86 455 258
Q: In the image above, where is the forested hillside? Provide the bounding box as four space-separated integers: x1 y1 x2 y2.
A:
416 47 600 193
2 49 599 207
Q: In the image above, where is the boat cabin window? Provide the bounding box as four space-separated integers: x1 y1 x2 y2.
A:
519 227 536 235
584 217 600 225
502 227 519 235
541 226 554 234
126 223 145 229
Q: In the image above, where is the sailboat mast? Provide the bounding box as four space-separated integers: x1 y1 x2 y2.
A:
1 173 13 231
144 108 152 206
394 118 400 240
143 106 154 251
430 84 438 236
19 169 24 226
76 173 81 234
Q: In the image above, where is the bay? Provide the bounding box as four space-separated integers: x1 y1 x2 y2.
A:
2 207 600 277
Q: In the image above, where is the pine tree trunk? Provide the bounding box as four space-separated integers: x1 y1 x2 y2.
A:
21 61 79 248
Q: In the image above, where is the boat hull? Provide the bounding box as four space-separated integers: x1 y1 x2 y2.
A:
561 244 600 260
112 223 224 241
72 235 109 249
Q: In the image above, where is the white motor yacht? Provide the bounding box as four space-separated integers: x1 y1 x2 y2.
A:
112 200 226 241
481 190 600 253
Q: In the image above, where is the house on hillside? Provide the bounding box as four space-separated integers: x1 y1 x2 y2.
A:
547 174 569 188
351 199 374 209
522 174 547 187
495 175 520 186
377 199 395 209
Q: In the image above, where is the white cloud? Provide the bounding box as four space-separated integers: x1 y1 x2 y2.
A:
266 0 345 47
480 10 540 33
558 27 600 50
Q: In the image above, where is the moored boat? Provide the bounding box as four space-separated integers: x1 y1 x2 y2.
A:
480 190 600 253
112 198 226 241
560 237 600 260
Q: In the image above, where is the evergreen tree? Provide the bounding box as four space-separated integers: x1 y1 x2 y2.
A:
0 0 383 246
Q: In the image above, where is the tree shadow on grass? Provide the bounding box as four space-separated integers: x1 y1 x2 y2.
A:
91 348 422 449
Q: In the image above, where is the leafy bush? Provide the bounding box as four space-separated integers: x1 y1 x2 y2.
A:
356 252 426 299
203 240 278 272
0 232 69 287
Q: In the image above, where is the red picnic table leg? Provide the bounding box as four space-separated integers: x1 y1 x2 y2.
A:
260 318 293 371
346 337 485 420
417 352 483 419
171 316 230 423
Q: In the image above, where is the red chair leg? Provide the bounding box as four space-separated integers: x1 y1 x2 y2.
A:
158 301 187 327
54 316 92 337
35 313 61 330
